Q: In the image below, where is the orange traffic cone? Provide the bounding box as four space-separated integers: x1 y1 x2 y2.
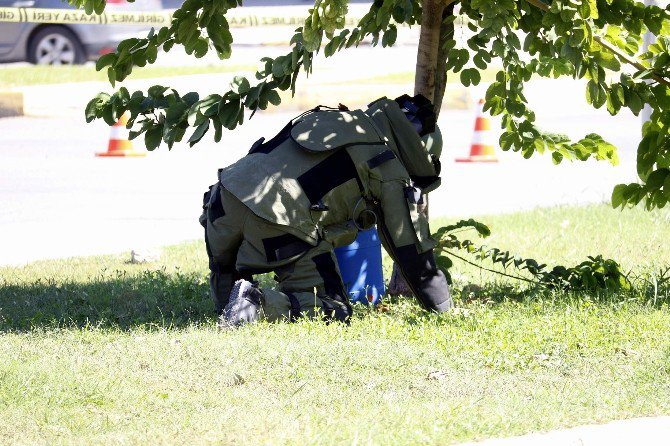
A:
456 98 498 163
96 112 145 157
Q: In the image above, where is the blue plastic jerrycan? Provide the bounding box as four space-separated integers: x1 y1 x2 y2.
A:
334 227 385 305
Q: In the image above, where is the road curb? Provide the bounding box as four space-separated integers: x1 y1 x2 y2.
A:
0 90 23 117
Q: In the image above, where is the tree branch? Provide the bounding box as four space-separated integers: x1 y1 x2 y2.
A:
521 0 550 11
522 0 670 88
442 249 537 284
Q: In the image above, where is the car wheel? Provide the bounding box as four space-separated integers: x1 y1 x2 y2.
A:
28 27 86 65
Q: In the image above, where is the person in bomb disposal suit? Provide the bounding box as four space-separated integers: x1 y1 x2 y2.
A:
199 94 452 326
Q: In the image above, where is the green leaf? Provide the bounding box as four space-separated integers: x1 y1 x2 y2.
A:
101 101 115 126
84 98 99 123
469 69 481 86
473 51 488 70
188 120 210 146
180 93 198 106
144 126 163 151
83 0 93 15
593 51 621 71
611 184 627 208
586 80 598 105
579 0 598 19
213 119 223 143
187 107 206 127
442 39 457 52
165 102 189 127
460 69 471 87
148 85 169 98
198 95 222 117
593 84 607 109
193 39 209 58
96 53 117 71
382 25 397 48
506 32 521 50
265 89 281 106
588 0 599 19
552 151 564 164
578 0 590 18
107 67 116 87
93 0 105 15
644 9 664 35
533 138 547 154
491 39 505 56
446 48 469 73
435 255 453 272
664 174 670 199
612 83 625 104
272 57 288 78
219 100 241 129
606 90 621 116
231 76 250 95
499 131 516 151
146 45 158 64
627 91 643 116
324 39 337 57
636 134 656 180
646 168 669 189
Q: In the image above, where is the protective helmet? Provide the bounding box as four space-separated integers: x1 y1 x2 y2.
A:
394 94 436 137
366 96 442 194
421 125 442 159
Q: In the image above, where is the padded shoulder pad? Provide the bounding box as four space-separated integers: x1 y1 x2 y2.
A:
290 110 384 152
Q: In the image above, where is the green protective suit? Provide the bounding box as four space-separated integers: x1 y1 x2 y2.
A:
200 97 452 324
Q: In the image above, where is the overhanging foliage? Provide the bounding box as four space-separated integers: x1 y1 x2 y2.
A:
77 0 670 209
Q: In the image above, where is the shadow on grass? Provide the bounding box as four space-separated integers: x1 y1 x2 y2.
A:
384 278 670 321
0 269 215 332
451 280 670 307
3 265 668 332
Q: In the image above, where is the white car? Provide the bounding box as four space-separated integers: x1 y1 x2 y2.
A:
0 0 163 64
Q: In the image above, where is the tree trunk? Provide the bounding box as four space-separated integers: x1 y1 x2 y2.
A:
413 0 446 103
387 1 455 297
433 2 456 118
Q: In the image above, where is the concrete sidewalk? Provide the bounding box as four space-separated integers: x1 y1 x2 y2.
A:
459 416 670 446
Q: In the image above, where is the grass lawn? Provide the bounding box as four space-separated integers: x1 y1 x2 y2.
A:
0 204 669 445
0 65 498 90
353 67 501 85
0 64 257 88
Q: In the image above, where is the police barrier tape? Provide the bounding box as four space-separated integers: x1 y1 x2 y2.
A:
0 7 171 25
0 5 368 27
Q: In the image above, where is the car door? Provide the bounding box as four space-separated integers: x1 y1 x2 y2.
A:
0 0 32 59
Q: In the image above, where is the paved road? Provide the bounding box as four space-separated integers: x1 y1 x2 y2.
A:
0 79 641 266
0 20 644 267
459 416 670 446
